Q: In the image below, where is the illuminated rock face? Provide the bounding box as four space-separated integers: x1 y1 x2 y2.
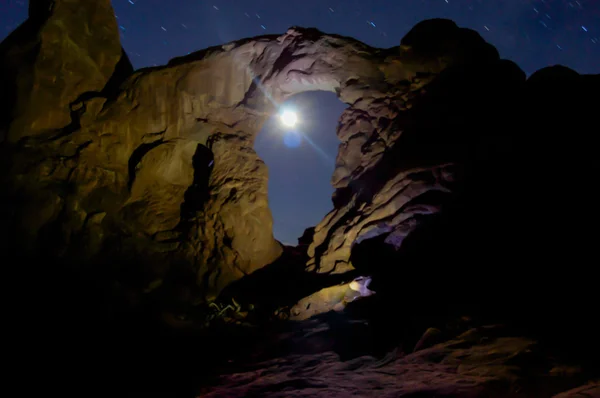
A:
2 1 597 304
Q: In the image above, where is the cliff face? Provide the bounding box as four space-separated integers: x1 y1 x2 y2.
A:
1 0 598 314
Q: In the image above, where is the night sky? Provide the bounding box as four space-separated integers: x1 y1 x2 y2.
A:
2 0 599 244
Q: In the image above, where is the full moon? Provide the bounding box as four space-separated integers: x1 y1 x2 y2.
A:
280 110 298 127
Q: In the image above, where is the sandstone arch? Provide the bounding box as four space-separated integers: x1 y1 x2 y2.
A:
1 0 502 300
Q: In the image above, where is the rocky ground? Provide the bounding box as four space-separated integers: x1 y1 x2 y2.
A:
7 249 598 397
198 321 600 398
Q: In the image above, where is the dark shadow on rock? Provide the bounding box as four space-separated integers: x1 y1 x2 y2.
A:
349 234 397 275
179 143 214 222
101 47 134 98
127 138 165 190
348 59 525 205
297 226 316 247
345 61 600 364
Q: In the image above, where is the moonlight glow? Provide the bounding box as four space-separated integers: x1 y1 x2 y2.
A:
280 110 298 127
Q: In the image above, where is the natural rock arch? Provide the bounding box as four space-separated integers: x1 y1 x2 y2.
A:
0 0 504 300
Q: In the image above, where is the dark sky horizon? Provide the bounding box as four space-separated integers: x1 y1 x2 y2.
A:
2 0 598 244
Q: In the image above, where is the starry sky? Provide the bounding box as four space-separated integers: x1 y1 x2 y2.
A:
1 0 599 244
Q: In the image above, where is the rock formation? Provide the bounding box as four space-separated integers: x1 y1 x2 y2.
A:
1 0 599 319
0 0 130 143
1 0 506 301
2 1 599 396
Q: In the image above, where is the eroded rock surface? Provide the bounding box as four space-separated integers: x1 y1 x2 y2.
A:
0 0 129 143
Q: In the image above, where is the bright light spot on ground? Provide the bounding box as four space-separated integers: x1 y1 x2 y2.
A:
280 110 298 127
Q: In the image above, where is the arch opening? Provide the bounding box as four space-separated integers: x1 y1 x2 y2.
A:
254 91 348 246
